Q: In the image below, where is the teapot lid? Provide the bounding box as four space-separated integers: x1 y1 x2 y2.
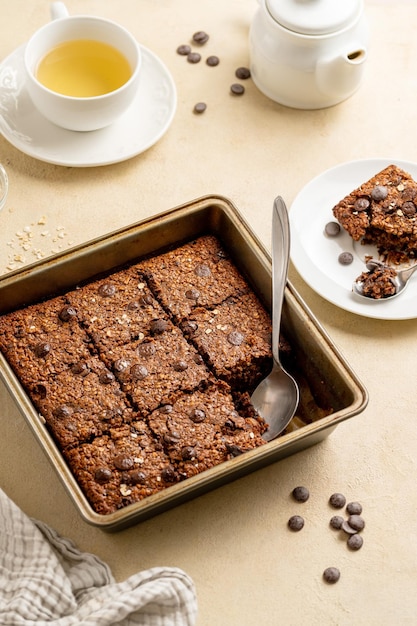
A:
265 0 363 36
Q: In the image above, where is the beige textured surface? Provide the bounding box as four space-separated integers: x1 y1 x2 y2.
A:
1 1 416 624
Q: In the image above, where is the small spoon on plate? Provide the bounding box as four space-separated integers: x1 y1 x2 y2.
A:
353 259 417 301
251 196 299 441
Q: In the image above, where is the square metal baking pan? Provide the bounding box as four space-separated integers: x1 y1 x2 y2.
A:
0 196 368 531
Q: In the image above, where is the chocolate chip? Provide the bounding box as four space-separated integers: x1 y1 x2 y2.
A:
402 201 416 217
292 486 310 502
193 354 204 365
137 342 156 358
114 455 134 471
164 431 181 445
324 221 341 237
288 515 304 531
190 408 205 423
34 342 51 358
71 361 89 376
338 252 354 265
177 44 191 55
347 534 364 550
329 515 344 529
122 470 147 485
206 55 219 66
172 360 188 372
346 501 362 515
130 364 148 380
371 185 388 202
193 102 207 114
99 369 115 384
98 283 116 297
159 404 173 414
354 197 370 212
227 330 244 346
194 263 211 277
231 83 245 95
126 301 140 311
161 465 177 482
341 520 359 535
32 383 47 399
113 358 131 373
192 31 209 44
182 321 198 335
59 305 77 322
94 467 112 483
150 319 169 335
235 66 251 79
329 492 346 509
140 294 154 306
323 567 340 584
347 514 365 531
185 288 200 300
225 443 243 457
53 404 73 419
187 52 201 64
181 445 196 460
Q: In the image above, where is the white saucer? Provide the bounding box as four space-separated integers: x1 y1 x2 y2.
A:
0 44 176 167
290 158 417 321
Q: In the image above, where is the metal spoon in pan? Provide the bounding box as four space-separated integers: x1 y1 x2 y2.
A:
251 196 299 441
352 258 417 301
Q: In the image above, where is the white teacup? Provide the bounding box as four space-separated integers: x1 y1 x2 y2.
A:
24 2 142 132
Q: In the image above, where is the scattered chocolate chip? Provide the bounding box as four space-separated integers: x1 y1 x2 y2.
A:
330 515 344 529
192 31 209 44
190 408 206 423
150 319 170 335
194 263 211 277
230 83 245 95
347 534 364 550
347 514 365 531
114 455 134 471
99 369 115 384
329 493 346 509
292 486 310 502
130 364 148 380
172 360 188 372
346 501 362 515
324 221 341 237
98 283 116 297
59 305 77 321
371 185 388 202
94 467 112 483
34 342 51 358
354 197 370 212
235 66 251 79
341 520 359 535
185 288 200 300
338 252 354 265
288 515 304 531
187 52 201 64
227 330 244 346
177 44 191 55
193 102 207 114
206 55 219 66
161 465 177 482
323 567 340 584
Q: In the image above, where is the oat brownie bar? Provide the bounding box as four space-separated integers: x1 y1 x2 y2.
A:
181 292 272 390
29 355 133 450
66 266 167 351
0 295 94 388
106 322 212 413
147 382 267 480
139 235 250 321
64 420 177 515
332 164 417 263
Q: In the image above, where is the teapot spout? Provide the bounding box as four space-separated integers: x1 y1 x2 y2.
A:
316 47 367 101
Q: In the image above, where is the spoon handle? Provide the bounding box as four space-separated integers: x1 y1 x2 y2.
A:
271 196 290 365
400 262 417 282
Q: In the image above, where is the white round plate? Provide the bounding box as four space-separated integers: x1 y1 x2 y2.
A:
290 158 417 320
0 44 176 167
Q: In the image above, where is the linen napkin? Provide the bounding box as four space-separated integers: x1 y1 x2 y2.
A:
0 488 197 625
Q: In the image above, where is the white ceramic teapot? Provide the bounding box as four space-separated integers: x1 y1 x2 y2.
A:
249 0 369 109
